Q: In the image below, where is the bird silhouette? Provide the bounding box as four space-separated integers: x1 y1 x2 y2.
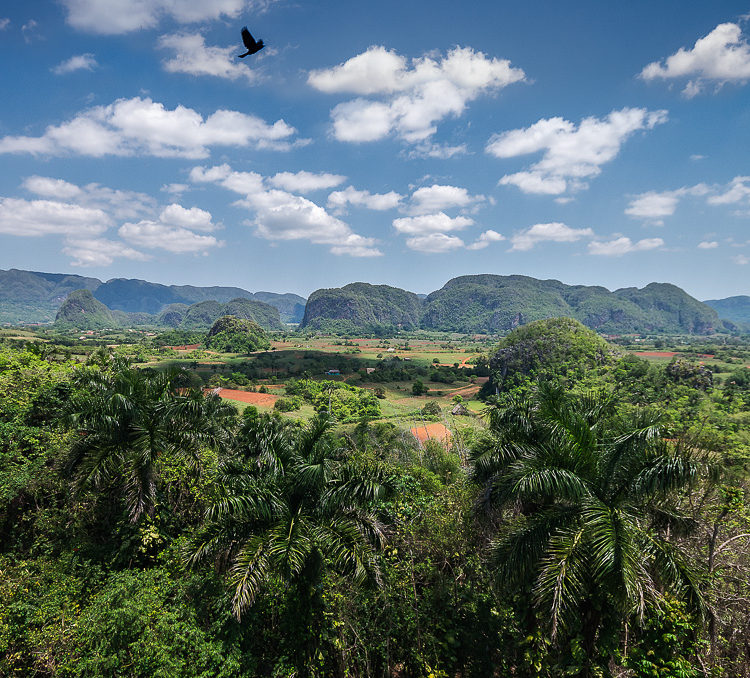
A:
238 26 264 58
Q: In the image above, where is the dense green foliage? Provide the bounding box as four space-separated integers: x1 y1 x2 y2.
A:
422 275 722 334
486 317 618 393
301 282 422 332
205 316 271 353
1 327 749 676
54 289 117 330
285 378 381 420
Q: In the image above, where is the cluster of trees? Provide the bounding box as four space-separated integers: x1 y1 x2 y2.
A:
1 326 749 676
285 378 381 420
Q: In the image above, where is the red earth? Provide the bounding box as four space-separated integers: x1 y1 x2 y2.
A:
216 388 279 407
410 422 451 446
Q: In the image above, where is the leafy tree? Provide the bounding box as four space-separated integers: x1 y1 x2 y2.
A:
472 383 711 675
187 414 392 625
66 361 237 523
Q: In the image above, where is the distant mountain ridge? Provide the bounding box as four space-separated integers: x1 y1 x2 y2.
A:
704 296 750 325
2 268 745 335
303 275 730 335
0 269 306 324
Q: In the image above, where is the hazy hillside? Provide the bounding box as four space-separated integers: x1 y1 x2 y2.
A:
705 295 750 325
0 269 101 323
301 282 422 332
0 269 305 324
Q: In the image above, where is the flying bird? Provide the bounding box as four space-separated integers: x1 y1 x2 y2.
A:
238 26 264 58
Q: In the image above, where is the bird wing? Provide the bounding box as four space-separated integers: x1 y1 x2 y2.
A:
241 27 257 49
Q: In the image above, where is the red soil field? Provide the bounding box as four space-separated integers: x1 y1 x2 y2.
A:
216 388 279 407
633 351 678 358
410 422 451 446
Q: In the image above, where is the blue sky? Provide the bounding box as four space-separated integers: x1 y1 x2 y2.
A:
0 0 749 300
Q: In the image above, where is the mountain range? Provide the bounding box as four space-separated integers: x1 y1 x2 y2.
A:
301 275 734 335
0 268 745 335
0 269 306 324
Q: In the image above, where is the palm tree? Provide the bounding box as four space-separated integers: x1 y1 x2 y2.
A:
471 383 711 673
66 362 237 523
187 413 391 621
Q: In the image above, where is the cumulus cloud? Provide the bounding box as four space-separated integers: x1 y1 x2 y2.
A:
640 22 750 97
393 212 473 235
190 164 382 257
60 0 271 34
509 222 594 251
625 177 750 223
625 184 710 222
309 45 525 144
158 203 216 232
467 229 505 250
698 240 718 249
732 254 749 265
269 171 346 193
405 233 465 253
119 221 222 254
408 184 484 214
707 176 750 205
327 186 403 213
0 97 297 158
23 175 156 220
52 53 97 75
63 237 148 267
0 18 9 30
588 236 664 256
488 108 667 195
0 197 109 237
159 33 259 82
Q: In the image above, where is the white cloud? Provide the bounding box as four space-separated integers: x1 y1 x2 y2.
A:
269 171 346 193
0 19 9 30
408 184 484 214
588 236 664 256
624 190 682 221
23 176 82 200
0 197 109 237
625 178 750 223
488 108 668 195
707 176 750 205
510 222 594 251
60 0 268 34
159 33 258 82
732 254 749 265
52 53 97 75
63 237 148 267
467 229 505 250
698 240 718 249
0 97 297 158
23 175 156 220
409 142 468 159
161 183 189 195
309 45 525 144
159 203 216 232
327 186 403 213
393 212 473 235
640 22 750 96
119 221 222 254
190 164 382 257
405 233 465 253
